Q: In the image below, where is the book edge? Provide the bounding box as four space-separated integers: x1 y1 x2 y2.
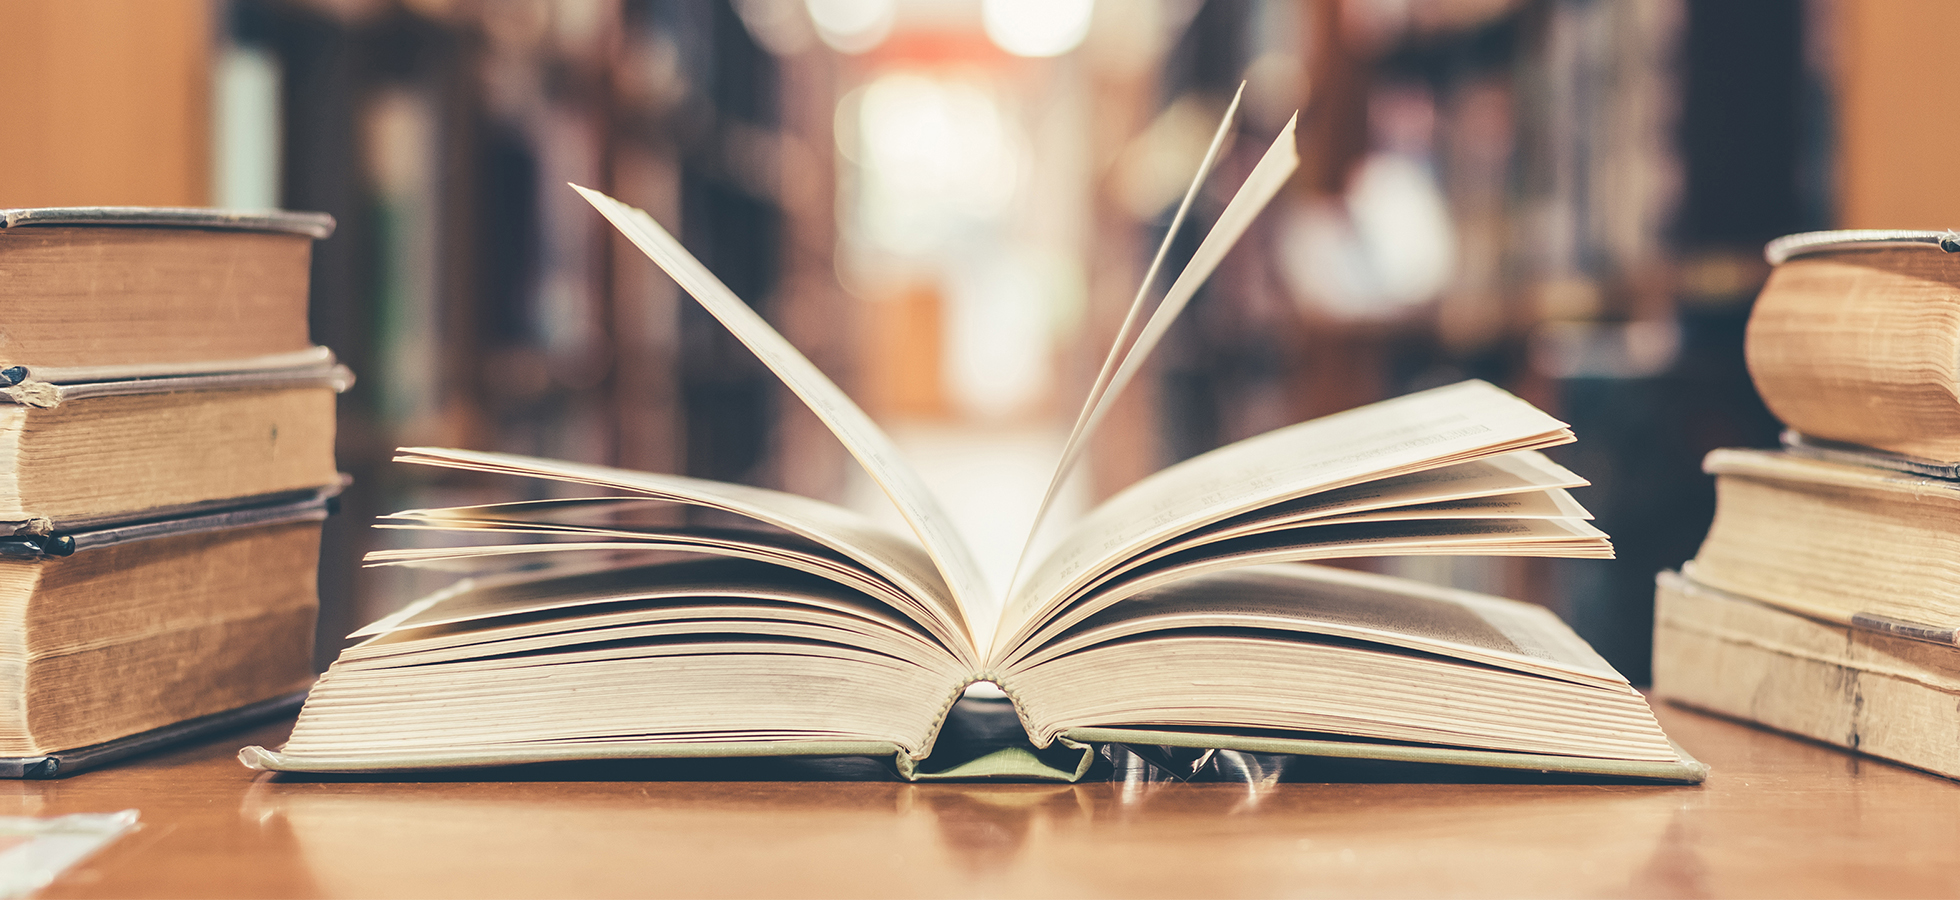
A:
0 207 334 239
3 689 309 778
1059 727 1707 783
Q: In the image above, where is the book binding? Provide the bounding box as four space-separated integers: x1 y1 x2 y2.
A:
0 207 334 240
2 690 309 778
1764 228 1960 264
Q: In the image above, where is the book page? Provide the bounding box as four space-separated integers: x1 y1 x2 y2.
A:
1078 486 1592 599
1007 563 1625 688
366 497 968 654
341 560 965 679
383 447 977 663
352 557 926 640
1136 451 1588 553
1013 86 1242 571
1014 106 1300 591
996 380 1574 658
572 186 997 653
1003 517 1610 663
1006 634 1670 759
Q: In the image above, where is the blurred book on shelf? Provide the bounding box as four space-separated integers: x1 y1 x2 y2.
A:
1657 232 1960 780
0 209 346 777
224 0 839 648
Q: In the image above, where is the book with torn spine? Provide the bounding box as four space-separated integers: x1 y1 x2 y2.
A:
243 102 1701 782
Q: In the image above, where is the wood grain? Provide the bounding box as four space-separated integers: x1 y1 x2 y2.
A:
7 704 1957 899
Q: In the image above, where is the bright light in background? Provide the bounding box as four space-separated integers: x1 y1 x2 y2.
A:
945 246 1080 419
1279 153 1456 320
805 0 895 54
982 0 1094 57
846 71 1021 254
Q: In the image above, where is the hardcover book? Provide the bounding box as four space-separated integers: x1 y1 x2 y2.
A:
0 207 332 372
0 351 350 535
244 103 1700 782
1654 569 1960 780
2 495 332 769
1749 230 1960 463
1689 447 1960 636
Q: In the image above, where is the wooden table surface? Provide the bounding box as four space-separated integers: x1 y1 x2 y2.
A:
7 703 1958 898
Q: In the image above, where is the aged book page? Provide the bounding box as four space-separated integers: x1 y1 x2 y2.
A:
1747 247 1960 460
575 186 998 650
997 380 1579 660
370 448 975 664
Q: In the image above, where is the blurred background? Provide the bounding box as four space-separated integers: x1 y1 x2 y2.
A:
1 0 1954 681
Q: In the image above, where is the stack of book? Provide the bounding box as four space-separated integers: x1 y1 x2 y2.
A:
0 208 348 777
1656 229 1960 779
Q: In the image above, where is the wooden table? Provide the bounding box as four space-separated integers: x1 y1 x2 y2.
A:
7 703 1957 898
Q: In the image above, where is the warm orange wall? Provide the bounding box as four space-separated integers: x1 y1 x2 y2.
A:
1836 0 1960 228
0 0 211 207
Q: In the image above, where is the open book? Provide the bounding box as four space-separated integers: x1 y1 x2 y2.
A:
242 100 1701 782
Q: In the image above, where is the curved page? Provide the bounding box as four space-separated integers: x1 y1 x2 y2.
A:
341 561 964 677
1022 112 1301 558
999 380 1573 659
1055 487 1593 621
1005 563 1625 688
366 498 967 655
1087 452 1589 588
1016 86 1245 563
573 186 995 650
386 448 975 664
1002 517 1610 666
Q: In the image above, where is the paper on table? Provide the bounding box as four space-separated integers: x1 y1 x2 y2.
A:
0 810 139 899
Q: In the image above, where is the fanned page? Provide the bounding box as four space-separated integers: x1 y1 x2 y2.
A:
573 186 997 652
1015 85 1245 568
995 380 1578 661
1017 105 1300 587
1005 563 1626 689
371 447 979 669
